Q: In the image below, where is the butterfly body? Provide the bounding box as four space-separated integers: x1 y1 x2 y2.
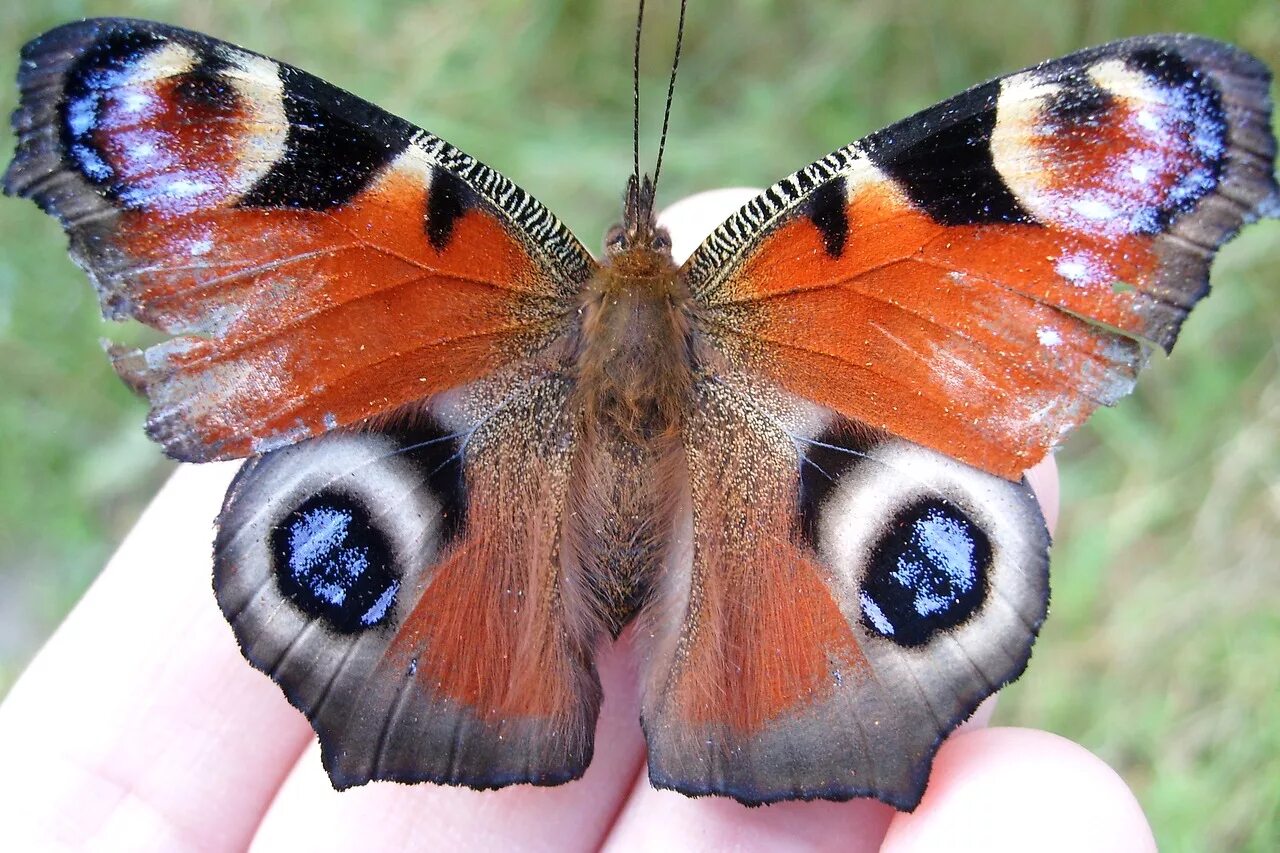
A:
5 18 1277 810
579 216 692 442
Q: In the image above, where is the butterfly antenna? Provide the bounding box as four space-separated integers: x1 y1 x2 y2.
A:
633 0 645 192
651 0 687 195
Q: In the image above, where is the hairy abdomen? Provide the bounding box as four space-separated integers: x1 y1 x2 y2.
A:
568 251 697 626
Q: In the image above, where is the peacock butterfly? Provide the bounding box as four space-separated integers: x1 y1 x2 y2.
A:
4 13 1276 811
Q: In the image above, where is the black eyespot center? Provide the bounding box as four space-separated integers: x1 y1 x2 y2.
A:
271 491 400 633
860 498 992 647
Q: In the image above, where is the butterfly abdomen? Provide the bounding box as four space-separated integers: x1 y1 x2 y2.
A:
566 242 699 631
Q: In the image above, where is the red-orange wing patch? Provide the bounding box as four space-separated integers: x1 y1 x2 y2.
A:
684 35 1278 479
4 19 594 461
650 381 867 732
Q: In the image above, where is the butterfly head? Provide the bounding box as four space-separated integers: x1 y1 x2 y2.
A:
604 173 672 267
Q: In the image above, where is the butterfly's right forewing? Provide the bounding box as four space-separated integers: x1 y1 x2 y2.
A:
4 18 595 462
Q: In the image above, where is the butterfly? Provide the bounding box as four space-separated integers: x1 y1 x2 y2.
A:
4 17 1277 812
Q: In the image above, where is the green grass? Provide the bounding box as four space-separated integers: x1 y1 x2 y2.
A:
0 0 1276 848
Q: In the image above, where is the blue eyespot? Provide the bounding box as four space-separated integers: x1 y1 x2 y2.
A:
860 499 991 647
271 492 400 633
60 30 165 191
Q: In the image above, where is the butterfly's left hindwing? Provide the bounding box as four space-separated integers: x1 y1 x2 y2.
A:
4 19 595 461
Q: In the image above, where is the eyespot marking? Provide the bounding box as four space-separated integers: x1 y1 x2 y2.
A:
61 30 170 191
860 498 991 646
992 50 1227 238
271 491 401 633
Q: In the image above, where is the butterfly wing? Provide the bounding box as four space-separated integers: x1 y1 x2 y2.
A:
4 18 594 461
641 376 1049 809
683 34 1278 478
214 369 604 789
6 20 606 789
641 36 1278 808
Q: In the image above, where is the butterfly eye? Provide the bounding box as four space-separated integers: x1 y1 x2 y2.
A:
603 223 628 255
806 436 1048 652
859 498 993 646
650 228 672 253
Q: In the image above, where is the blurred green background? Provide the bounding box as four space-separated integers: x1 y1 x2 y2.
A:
0 0 1276 847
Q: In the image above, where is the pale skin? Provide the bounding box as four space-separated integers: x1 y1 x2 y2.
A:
0 190 1156 851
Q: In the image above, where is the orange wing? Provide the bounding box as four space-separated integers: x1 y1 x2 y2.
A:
684 35 1278 479
4 19 593 461
6 18 605 791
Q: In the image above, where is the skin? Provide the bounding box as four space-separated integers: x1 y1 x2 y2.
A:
0 190 1156 852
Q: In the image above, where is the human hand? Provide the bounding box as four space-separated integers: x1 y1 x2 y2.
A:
0 191 1156 851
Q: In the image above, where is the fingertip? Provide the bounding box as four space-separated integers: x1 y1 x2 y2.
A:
603 783 894 853
0 462 316 851
1025 455 1060 536
882 727 1154 853
958 694 999 732
659 188 761 262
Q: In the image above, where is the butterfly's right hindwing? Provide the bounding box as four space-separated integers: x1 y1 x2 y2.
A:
215 369 604 789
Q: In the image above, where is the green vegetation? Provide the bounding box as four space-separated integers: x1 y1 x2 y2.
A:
0 1 1276 848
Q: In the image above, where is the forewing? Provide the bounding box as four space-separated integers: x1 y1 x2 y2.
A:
639 375 1049 809
683 35 1279 478
4 19 594 461
214 366 604 788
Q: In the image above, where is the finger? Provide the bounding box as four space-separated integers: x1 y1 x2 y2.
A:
660 187 761 263
881 727 1155 852
1025 454 1059 535
0 464 315 851
251 628 647 851
606 784 895 853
